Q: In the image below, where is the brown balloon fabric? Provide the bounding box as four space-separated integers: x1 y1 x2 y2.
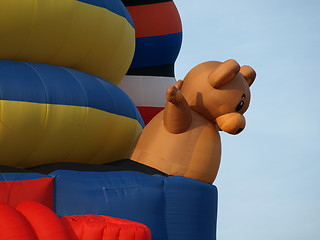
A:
131 59 256 183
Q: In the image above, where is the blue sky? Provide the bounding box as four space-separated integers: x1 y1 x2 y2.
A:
174 0 320 239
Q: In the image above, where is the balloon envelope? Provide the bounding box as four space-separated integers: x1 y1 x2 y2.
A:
0 60 143 168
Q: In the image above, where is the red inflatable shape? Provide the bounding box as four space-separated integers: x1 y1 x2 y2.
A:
17 201 77 240
0 178 54 208
63 214 152 240
0 202 37 240
0 201 151 240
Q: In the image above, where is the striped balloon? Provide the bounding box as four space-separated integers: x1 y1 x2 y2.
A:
119 0 182 124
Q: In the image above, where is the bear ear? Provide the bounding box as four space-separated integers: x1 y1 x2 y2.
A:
240 65 256 87
208 59 240 88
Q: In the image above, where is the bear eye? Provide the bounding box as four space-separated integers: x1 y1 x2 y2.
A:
235 101 244 112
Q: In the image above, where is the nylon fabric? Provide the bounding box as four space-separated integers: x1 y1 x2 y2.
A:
127 2 182 38
0 177 54 209
78 0 134 27
137 106 164 124
0 60 144 126
126 63 175 77
52 171 218 240
0 203 38 240
64 214 151 240
17 201 77 240
130 33 182 69
118 75 176 107
0 60 143 167
0 0 135 84
121 0 172 6
0 100 142 167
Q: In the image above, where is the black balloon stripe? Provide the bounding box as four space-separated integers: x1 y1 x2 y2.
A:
121 0 172 7
126 63 175 77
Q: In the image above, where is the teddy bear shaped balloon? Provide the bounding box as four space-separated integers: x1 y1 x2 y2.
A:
130 59 256 183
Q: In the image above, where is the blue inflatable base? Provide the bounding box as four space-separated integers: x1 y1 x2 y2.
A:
52 171 218 240
0 170 218 240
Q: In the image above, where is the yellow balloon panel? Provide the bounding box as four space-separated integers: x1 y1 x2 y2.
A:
0 0 135 84
0 100 142 168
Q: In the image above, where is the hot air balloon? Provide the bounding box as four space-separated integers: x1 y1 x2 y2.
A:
0 0 221 239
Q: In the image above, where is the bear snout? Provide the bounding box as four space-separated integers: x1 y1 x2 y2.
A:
215 112 246 135
235 127 244 134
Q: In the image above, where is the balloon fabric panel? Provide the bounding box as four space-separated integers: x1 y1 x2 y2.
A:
0 0 135 84
126 1 182 38
0 176 53 209
52 171 218 240
0 201 151 240
0 203 38 240
0 101 142 167
0 60 143 124
121 0 173 6
0 60 143 167
16 201 77 240
77 0 135 27
130 33 182 69
63 214 151 240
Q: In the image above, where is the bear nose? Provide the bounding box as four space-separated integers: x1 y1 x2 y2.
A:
236 128 244 134
215 112 246 135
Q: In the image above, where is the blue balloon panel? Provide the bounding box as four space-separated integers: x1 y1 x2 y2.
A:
0 60 144 126
130 32 183 69
51 171 218 240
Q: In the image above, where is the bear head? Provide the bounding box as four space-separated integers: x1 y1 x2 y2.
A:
180 59 256 134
